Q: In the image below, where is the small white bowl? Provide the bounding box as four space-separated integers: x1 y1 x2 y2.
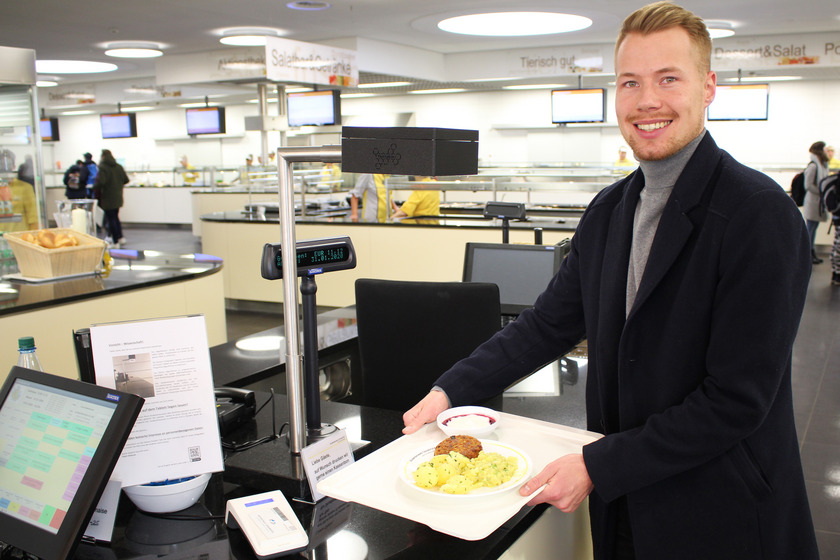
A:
123 473 211 513
436 406 501 438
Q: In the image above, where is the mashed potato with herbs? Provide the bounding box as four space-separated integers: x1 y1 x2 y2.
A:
412 450 519 494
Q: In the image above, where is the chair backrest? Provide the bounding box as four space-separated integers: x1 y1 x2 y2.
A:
354 278 501 411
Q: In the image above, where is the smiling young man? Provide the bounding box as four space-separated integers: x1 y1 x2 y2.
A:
402 2 818 558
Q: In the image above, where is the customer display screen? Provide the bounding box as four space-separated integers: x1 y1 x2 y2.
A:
0 378 117 534
260 236 356 279
0 367 143 560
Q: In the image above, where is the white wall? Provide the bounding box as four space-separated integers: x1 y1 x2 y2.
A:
41 78 840 173
40 103 283 172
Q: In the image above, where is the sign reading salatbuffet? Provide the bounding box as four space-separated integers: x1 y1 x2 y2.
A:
265 37 357 87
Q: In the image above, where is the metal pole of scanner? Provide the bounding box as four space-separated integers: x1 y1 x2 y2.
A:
278 127 479 455
276 145 342 455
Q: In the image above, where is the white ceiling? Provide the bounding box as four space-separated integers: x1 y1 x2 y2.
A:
2 0 839 97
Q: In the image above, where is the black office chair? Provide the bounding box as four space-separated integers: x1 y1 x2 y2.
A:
354 278 502 412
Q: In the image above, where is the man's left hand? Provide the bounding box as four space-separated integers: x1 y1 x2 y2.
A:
519 453 594 512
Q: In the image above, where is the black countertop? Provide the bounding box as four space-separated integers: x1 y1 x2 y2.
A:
74 393 579 560
0 249 223 316
200 209 579 232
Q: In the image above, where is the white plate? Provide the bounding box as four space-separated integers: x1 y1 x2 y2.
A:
399 440 532 499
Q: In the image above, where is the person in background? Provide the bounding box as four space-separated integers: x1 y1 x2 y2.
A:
826 145 840 171
179 155 199 185
81 152 97 198
17 154 34 188
390 176 440 223
831 210 840 286
93 149 129 247
317 163 342 190
62 159 88 200
613 146 636 175
803 141 829 264
1 152 38 232
402 3 818 558
349 173 387 222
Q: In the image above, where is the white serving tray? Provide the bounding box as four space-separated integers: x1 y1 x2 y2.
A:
317 412 601 541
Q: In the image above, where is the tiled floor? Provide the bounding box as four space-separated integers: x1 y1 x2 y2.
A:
124 224 840 557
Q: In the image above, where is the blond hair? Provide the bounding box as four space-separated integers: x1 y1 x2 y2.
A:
616 2 712 74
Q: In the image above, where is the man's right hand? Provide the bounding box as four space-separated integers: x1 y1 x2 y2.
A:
402 390 449 434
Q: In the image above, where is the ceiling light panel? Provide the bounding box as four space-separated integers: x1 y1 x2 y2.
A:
35 60 118 74
438 12 592 37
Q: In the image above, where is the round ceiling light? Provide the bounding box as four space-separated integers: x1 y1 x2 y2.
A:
35 60 118 74
704 21 736 39
104 42 163 58
219 27 286 46
438 12 592 37
286 1 331 10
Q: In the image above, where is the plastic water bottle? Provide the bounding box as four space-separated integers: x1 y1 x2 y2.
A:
17 336 43 371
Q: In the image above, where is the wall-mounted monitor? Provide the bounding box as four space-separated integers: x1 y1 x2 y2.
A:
707 83 769 121
39 117 59 142
551 88 606 124
287 90 341 127
100 112 138 139
186 106 226 135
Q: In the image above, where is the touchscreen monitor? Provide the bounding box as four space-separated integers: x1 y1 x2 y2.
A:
0 367 143 560
463 242 564 316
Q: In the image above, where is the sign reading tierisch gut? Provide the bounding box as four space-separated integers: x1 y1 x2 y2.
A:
265 37 357 87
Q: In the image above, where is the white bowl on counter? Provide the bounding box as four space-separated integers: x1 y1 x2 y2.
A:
123 473 212 513
436 406 501 438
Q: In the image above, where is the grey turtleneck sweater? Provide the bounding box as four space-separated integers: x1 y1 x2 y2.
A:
626 132 705 315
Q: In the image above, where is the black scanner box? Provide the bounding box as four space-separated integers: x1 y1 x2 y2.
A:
341 126 478 176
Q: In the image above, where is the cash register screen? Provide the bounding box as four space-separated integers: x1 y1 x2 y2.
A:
463 242 563 316
0 367 143 560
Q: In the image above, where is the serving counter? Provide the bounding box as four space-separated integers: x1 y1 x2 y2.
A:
0 249 226 384
72 396 594 560
200 211 576 308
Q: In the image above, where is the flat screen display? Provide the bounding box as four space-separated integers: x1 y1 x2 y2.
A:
551 88 606 124
463 242 564 315
186 107 226 135
100 112 137 139
287 90 341 127
39 118 59 142
0 367 143 560
707 84 769 121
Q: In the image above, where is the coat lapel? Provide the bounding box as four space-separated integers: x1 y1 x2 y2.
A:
628 133 723 319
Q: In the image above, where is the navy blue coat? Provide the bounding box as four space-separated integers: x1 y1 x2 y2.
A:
436 133 819 559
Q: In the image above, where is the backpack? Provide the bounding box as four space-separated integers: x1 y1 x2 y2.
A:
86 162 97 186
820 173 840 216
790 167 807 207
67 171 81 189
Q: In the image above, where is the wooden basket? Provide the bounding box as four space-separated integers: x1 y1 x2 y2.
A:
5 228 106 279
